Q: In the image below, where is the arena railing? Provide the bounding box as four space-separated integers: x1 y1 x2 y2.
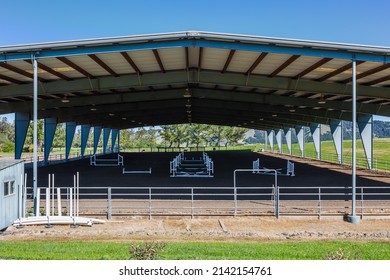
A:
25 185 390 219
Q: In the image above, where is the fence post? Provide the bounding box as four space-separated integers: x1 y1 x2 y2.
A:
318 187 321 220
107 187 112 220
360 187 364 219
149 187 152 220
276 185 280 219
191 188 194 219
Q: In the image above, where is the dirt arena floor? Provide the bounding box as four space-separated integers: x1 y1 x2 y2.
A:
5 151 388 243
27 150 390 189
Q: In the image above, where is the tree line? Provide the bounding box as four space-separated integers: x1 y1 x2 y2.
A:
0 118 248 152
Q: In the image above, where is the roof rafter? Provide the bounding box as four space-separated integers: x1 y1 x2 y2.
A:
341 63 390 83
0 62 47 82
24 60 72 81
152 49 166 73
222 49 236 73
269 55 301 77
120 52 142 75
293 57 332 79
89 54 118 77
316 61 365 82
245 52 268 75
57 57 95 78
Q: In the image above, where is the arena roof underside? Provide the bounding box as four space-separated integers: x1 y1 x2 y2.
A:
1 31 390 130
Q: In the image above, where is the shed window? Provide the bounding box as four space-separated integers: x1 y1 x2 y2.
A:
4 180 15 196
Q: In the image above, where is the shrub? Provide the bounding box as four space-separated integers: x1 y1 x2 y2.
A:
129 241 166 260
324 248 362 260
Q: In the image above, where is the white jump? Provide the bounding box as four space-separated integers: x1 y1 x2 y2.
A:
252 159 295 176
122 167 152 174
90 154 124 166
252 158 260 173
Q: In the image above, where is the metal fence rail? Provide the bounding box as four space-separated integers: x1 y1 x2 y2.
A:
25 185 390 219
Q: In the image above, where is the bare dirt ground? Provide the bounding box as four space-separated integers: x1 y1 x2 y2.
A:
2 216 390 243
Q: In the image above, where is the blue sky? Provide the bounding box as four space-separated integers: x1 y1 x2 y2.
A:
1 0 390 121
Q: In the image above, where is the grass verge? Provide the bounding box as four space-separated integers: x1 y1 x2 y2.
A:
1 241 390 260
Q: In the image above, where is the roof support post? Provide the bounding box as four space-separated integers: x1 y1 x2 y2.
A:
111 129 118 153
267 130 274 152
103 128 111 154
348 59 360 224
357 114 373 170
330 120 343 164
81 124 91 157
276 129 283 153
283 128 292 155
93 126 102 154
295 126 305 157
32 57 38 215
65 122 76 161
264 130 268 151
310 123 321 160
44 118 57 164
15 112 30 160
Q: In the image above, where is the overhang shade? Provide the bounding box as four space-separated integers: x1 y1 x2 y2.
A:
0 31 389 130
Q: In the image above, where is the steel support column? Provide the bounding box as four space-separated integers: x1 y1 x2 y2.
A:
348 59 360 223
357 114 373 170
15 112 30 160
81 124 91 157
283 128 292 155
93 126 102 154
103 128 111 154
65 122 76 160
295 126 305 157
330 120 343 164
44 118 57 163
310 123 321 160
276 129 283 153
32 58 38 214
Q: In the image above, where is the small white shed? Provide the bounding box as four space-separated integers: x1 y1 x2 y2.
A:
0 160 24 230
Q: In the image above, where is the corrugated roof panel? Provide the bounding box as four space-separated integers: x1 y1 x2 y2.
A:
158 48 186 70
38 58 84 79
0 61 32 82
277 56 320 77
251 53 291 75
305 59 350 80
128 50 160 73
69 55 109 76
97 53 136 75
201 48 231 70
227 50 261 73
188 46 200 68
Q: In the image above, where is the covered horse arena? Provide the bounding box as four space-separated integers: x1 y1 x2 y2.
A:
1 31 390 224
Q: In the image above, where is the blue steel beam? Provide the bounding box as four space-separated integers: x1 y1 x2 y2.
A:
358 114 373 169
103 128 111 154
66 122 76 160
283 128 292 155
111 129 118 152
310 124 321 160
330 120 343 164
93 126 102 154
295 126 305 157
267 130 275 152
44 118 57 163
81 124 91 157
276 129 283 153
1 39 390 63
15 112 30 159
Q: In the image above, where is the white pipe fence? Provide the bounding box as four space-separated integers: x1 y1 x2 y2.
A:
26 185 390 219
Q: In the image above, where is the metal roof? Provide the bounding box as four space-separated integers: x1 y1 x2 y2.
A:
0 31 390 130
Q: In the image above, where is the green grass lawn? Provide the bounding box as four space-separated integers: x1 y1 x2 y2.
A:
1 241 390 260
